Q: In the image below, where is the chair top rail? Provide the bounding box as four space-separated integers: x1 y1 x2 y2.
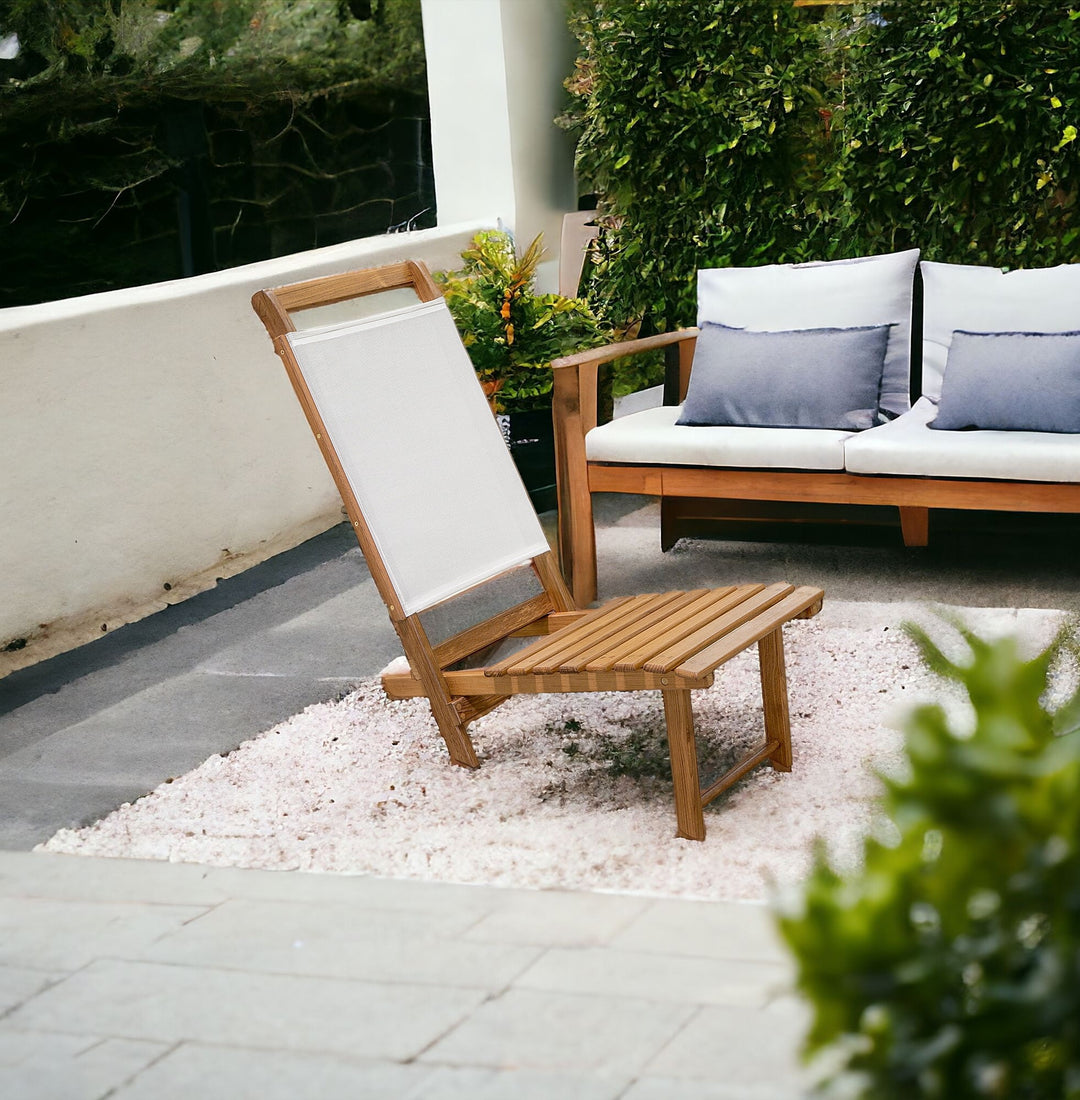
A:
252 261 441 339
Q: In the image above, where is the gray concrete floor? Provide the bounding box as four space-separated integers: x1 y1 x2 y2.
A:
1 497 1077 1098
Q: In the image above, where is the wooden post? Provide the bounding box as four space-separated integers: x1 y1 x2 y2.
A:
662 688 706 841
552 360 599 606
758 628 792 772
899 505 930 547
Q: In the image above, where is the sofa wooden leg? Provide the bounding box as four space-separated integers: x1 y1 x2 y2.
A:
899 506 929 547
660 497 682 552
563 500 597 607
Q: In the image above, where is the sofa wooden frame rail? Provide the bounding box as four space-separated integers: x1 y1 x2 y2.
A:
552 329 1080 607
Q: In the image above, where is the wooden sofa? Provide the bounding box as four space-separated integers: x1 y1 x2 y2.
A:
552 324 1080 609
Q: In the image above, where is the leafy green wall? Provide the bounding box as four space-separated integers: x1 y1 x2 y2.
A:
565 0 1080 333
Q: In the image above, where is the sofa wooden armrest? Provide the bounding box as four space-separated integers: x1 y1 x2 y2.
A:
552 329 699 605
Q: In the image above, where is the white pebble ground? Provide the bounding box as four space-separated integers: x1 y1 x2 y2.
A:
43 602 1069 901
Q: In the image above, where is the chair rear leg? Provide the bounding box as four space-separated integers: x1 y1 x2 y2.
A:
428 700 481 769
662 689 706 841
396 617 480 769
757 628 793 772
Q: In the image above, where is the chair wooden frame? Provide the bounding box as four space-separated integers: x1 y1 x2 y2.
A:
253 262 824 840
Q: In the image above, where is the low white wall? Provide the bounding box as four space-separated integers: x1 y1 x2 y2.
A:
0 223 486 666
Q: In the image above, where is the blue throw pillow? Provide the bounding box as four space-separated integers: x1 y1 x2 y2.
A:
676 322 891 431
930 330 1080 433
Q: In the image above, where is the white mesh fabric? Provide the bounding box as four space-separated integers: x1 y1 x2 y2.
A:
286 299 550 616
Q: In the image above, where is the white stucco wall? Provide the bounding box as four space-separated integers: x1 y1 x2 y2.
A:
0 224 485 663
422 0 578 290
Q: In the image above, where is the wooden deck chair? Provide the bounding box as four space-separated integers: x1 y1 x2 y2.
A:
252 261 824 840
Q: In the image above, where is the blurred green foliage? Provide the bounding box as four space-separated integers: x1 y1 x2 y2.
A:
778 618 1080 1098
0 0 425 121
564 0 1080 334
435 230 608 414
0 0 430 305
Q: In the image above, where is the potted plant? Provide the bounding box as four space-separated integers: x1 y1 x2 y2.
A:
435 229 607 510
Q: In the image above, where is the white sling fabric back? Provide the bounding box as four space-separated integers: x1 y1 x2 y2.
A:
287 298 550 617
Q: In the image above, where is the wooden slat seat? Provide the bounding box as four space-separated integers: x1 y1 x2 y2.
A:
485 584 821 680
384 582 824 840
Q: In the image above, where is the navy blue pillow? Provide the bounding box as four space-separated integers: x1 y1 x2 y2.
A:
930 330 1080 433
676 322 891 431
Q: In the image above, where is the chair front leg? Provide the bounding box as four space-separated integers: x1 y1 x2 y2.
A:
757 628 793 772
662 688 706 841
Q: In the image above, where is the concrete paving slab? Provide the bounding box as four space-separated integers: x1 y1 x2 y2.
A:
0 897 208 972
610 898 789 964
197 580 398 680
195 867 512 911
3 672 333 786
0 779 153 851
109 1043 429 1100
421 987 695 1075
142 897 541 989
622 1077 805 1099
515 945 792 1008
0 851 230 906
8 958 487 1060
403 1064 630 1099
0 1029 169 1100
0 966 63 1015
460 888 650 948
643 1001 809 1086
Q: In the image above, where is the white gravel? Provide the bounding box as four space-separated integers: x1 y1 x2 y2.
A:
42 602 1069 901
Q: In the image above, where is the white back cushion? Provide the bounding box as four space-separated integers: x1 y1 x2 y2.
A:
697 249 919 417
920 260 1080 402
287 298 549 617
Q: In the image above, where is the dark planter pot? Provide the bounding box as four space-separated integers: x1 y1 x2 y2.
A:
500 407 557 513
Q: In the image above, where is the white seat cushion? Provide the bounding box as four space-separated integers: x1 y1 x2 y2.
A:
585 404 852 471
843 397 1080 482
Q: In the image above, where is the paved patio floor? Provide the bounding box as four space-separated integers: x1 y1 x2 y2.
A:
2 497 1077 1098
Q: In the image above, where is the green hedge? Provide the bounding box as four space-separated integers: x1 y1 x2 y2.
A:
566 0 1080 333
826 1 1080 267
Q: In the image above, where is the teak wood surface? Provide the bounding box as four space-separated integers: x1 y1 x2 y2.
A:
253 261 825 841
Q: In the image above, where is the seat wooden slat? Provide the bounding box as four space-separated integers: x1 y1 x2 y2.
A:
611 584 759 672
579 588 718 673
643 583 796 673
484 594 643 676
384 663 714 698
675 586 824 678
532 591 685 674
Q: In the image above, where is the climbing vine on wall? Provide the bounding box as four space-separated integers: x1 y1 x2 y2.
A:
0 0 432 307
